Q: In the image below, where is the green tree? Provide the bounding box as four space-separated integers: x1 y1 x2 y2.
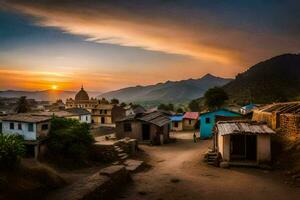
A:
158 103 174 111
48 117 94 161
176 107 184 113
120 102 127 107
204 87 228 110
15 96 30 113
111 98 119 105
188 100 200 112
0 134 25 169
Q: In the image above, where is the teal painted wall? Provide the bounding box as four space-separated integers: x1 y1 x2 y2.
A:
199 109 241 139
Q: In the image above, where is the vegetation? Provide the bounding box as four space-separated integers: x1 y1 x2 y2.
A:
204 87 228 110
176 107 184 113
158 103 174 111
47 117 94 165
110 98 119 104
0 134 25 169
99 98 110 104
223 54 300 104
14 96 30 113
188 99 200 112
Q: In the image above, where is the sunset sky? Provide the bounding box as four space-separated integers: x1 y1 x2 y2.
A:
0 0 299 92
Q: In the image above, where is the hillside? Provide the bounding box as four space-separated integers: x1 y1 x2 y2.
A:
0 90 101 102
99 74 232 104
223 54 300 104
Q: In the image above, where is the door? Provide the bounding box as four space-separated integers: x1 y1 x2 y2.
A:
101 117 105 124
142 124 150 140
230 135 245 160
246 135 257 160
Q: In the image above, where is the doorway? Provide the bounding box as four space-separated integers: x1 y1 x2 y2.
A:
142 124 150 140
101 117 105 124
230 135 257 161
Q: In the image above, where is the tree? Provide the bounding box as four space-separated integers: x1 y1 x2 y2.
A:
0 134 25 169
188 100 200 112
15 96 30 113
158 103 174 111
176 107 184 113
120 102 127 107
204 87 228 110
100 98 109 104
47 117 94 162
111 98 119 105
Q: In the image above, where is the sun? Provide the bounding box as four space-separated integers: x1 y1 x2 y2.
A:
51 85 58 90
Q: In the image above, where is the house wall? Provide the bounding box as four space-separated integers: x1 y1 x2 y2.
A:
217 134 230 161
116 121 169 144
252 111 275 129
112 106 126 123
183 119 197 130
79 114 92 124
92 116 112 124
257 135 271 162
279 114 300 135
171 121 183 131
36 121 51 138
200 110 241 139
2 121 37 140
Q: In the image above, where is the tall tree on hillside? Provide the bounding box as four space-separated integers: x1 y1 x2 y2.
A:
176 107 184 113
188 100 199 112
111 98 119 105
204 87 228 110
15 96 30 113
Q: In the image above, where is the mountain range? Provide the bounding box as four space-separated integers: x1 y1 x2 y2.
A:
98 74 232 104
223 53 300 104
0 90 101 102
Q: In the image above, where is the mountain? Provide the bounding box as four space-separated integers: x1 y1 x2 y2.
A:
98 74 232 104
0 90 101 102
223 54 300 104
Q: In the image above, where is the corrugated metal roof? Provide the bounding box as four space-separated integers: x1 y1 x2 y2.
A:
258 102 300 114
183 112 199 119
216 121 275 136
171 115 183 122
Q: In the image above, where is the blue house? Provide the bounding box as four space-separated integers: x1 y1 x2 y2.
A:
170 114 184 131
199 109 242 139
240 104 258 115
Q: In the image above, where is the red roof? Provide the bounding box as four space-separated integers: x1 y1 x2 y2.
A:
183 112 199 119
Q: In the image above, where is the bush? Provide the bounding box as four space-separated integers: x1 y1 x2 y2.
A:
47 117 94 163
0 134 25 169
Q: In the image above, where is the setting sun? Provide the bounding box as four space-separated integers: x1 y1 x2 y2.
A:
51 85 58 90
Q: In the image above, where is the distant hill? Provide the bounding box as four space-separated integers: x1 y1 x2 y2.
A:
223 54 300 104
98 74 232 104
0 90 101 102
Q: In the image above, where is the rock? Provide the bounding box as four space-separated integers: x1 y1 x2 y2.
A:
220 162 230 168
123 159 144 172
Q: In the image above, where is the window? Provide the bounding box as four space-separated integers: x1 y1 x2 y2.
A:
124 123 132 132
28 123 34 132
189 119 192 125
205 117 211 124
174 122 179 128
41 124 48 130
104 110 107 114
18 123 22 130
86 116 88 121
10 122 14 130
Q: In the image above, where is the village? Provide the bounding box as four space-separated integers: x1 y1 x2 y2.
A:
0 86 299 200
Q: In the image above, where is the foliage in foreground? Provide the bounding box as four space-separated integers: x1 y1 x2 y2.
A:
0 134 25 169
47 117 94 163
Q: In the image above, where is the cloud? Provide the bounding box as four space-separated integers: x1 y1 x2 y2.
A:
1 0 299 75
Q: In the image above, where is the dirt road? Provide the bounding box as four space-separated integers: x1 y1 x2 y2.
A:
117 132 300 200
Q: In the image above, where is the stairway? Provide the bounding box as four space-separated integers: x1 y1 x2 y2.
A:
205 152 218 165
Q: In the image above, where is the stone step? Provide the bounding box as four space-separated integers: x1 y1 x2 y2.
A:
120 155 128 160
207 161 215 165
123 159 144 172
116 149 124 153
118 153 128 157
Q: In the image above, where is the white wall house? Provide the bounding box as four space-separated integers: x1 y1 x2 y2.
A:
1 114 51 141
79 114 92 124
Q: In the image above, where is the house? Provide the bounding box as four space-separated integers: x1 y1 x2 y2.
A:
199 109 242 139
170 114 183 131
65 108 91 124
252 102 300 135
116 111 171 145
240 104 258 115
1 114 51 158
182 112 199 131
214 121 275 165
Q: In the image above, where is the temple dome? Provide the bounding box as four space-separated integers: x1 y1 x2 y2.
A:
75 86 89 101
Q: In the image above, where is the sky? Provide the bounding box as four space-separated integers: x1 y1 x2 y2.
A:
0 0 299 92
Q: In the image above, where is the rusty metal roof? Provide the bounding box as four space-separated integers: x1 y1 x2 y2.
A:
258 102 300 114
216 121 275 136
2 114 51 123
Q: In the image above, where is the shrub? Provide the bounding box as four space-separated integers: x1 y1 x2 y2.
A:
0 134 25 169
47 117 94 163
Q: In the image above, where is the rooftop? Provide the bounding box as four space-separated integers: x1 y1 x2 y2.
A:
257 102 300 114
32 111 75 118
65 108 91 115
216 120 275 136
1 114 51 123
171 115 183 122
183 112 199 119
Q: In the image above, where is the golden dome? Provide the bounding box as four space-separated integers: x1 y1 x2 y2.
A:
75 86 89 101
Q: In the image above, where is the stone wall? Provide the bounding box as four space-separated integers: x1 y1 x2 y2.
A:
279 114 300 135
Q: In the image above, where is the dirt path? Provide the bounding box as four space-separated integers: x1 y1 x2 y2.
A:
117 132 300 200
